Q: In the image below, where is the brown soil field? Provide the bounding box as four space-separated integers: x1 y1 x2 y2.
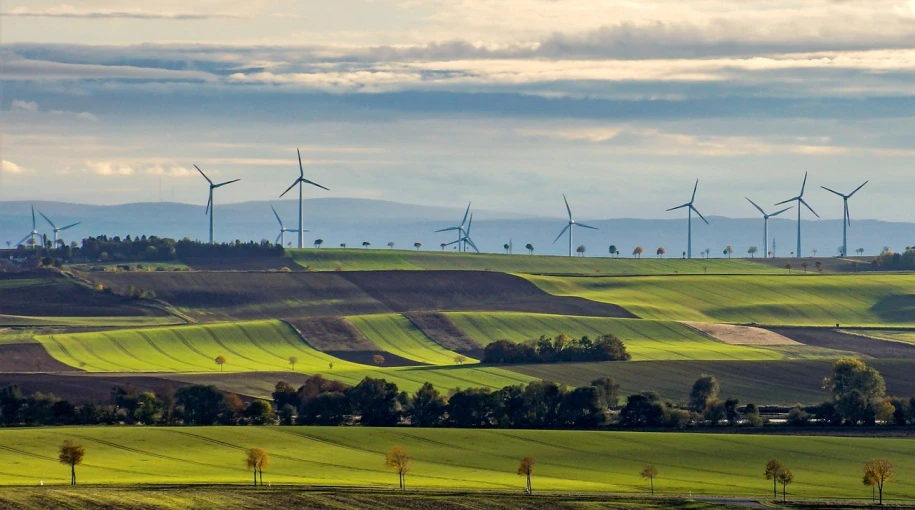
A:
768 327 915 359
339 271 635 317
285 317 419 366
0 271 169 318
0 342 77 373
684 322 800 346
404 312 483 357
0 373 183 403
88 271 391 320
181 257 302 271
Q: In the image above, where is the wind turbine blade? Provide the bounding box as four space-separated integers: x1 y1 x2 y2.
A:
466 213 473 234
745 197 766 216
691 179 699 203
31 206 36 229
800 171 808 195
666 203 690 212
297 148 305 178
465 237 480 253
205 195 212 216
848 180 869 197
60 222 81 231
820 185 844 198
435 226 460 233
276 233 283 244
563 194 572 220
461 202 471 226
770 206 793 218
845 201 851 226
576 222 598 230
214 178 241 188
279 180 298 198
774 197 797 207
16 234 31 247
800 198 819 218
38 211 57 230
194 164 213 184
271 206 283 228
444 239 461 247
552 224 571 244
302 178 329 191
692 206 710 225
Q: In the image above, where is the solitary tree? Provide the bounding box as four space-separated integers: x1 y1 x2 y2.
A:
863 458 894 505
288 356 298 371
504 243 510 254
785 263 793 273
525 243 534 255
518 456 535 495
372 354 385 365
340 243 346 249
314 239 324 248
689 375 719 412
453 355 467 365
723 245 734 258
576 245 586 257
633 246 644 259
856 248 865 256
414 242 422 251
385 446 411 490
656 247 666 258
215 355 227 372
777 468 794 503
802 262 808 273
765 459 784 499
640 464 658 495
363 241 371 248
387 241 395 249
748 246 758 258
245 447 270 486
440 243 446 251
608 245 619 258
58 440 85 486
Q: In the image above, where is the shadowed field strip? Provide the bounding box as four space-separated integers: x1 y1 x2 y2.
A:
0 427 913 500
524 274 915 326
348 314 479 365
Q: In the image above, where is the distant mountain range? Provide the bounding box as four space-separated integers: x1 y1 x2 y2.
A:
0 199 911 257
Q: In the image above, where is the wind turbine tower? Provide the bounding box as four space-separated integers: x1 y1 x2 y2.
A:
553 195 597 257
820 181 868 257
271 205 299 247
38 210 81 246
195 165 241 244
666 180 709 259
775 172 819 258
435 202 471 253
280 148 329 249
745 198 792 259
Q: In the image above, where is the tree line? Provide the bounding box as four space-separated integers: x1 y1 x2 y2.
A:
482 334 631 364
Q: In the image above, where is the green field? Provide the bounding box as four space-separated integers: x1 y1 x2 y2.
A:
348 314 478 364
34 321 531 393
525 274 915 326
446 312 782 361
0 314 182 327
287 249 782 275
0 427 913 500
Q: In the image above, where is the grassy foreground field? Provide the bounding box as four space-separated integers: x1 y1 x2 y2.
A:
0 427 913 500
525 274 915 326
287 248 782 274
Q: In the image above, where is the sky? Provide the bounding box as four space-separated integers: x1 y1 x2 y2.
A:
1 0 914 220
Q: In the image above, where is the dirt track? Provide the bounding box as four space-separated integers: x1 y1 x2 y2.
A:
768 327 915 359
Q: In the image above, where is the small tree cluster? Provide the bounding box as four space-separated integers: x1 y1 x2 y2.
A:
482 334 630 364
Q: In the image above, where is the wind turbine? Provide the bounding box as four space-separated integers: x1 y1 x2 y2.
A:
38 210 80 246
15 206 39 248
271 205 300 247
666 180 708 259
435 202 471 253
776 172 819 258
553 195 597 257
443 212 480 253
195 165 240 244
820 181 868 257
280 148 329 249
745 198 792 259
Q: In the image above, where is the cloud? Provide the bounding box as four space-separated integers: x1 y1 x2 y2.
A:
1 55 217 82
8 98 98 121
145 166 194 177
1 160 27 174
86 161 134 176
11 99 39 112
2 6 244 20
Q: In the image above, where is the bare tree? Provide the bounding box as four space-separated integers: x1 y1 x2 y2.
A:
58 440 86 485
640 464 658 495
748 246 758 258
777 468 794 503
863 458 894 505
764 459 784 499
385 446 411 490
517 456 535 495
